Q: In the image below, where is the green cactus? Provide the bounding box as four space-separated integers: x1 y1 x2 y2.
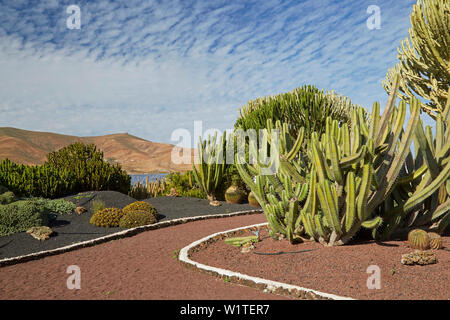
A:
192 131 227 203
407 229 430 250
375 87 450 239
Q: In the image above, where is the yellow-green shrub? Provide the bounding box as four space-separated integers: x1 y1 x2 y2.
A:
123 201 157 218
119 210 157 228
89 208 125 227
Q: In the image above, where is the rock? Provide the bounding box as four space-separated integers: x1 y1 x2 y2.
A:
75 206 87 215
168 188 179 197
401 250 437 266
241 243 255 254
209 200 221 207
27 226 53 241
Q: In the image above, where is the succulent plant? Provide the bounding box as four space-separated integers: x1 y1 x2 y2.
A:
192 132 227 203
122 201 157 219
89 208 125 228
119 210 157 228
408 229 430 250
428 232 443 250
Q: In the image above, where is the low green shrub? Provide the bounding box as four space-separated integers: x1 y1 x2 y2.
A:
29 198 76 215
0 185 8 194
119 210 157 228
0 191 16 205
0 200 49 236
90 208 125 227
45 199 76 215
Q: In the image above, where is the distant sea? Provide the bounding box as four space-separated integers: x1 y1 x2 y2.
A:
130 173 168 185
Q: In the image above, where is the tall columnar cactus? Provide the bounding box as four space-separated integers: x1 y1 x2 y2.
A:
375 87 450 238
192 131 227 203
383 0 450 119
235 120 307 243
237 75 449 246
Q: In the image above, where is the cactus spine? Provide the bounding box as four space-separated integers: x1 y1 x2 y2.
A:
408 229 430 250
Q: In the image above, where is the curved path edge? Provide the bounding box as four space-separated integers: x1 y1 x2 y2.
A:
0 209 262 268
179 222 355 300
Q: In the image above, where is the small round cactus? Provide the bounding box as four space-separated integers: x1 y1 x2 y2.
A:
428 232 443 250
408 229 430 250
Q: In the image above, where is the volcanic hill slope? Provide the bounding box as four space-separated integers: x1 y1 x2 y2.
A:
0 127 193 174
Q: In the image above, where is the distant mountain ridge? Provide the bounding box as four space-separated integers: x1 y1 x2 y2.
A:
0 127 193 174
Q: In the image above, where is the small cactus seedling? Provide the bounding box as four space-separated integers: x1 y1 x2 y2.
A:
428 232 443 250
408 229 430 250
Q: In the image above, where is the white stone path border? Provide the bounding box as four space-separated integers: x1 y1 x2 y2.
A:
0 209 262 267
179 222 355 300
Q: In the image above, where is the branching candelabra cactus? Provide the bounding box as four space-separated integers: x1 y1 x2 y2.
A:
237 75 450 246
375 88 450 238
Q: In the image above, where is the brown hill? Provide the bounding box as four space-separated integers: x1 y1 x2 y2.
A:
0 127 194 174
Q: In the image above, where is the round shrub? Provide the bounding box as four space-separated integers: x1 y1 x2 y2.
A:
0 191 16 205
89 208 125 228
0 200 49 236
119 210 157 228
123 201 157 218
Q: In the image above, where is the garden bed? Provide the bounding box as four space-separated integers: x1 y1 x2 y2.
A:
188 225 450 300
0 191 255 260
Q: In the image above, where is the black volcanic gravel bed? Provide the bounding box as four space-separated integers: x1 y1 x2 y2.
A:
0 191 257 260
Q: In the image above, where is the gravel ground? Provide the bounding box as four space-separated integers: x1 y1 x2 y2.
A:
191 227 450 300
0 214 280 300
0 191 256 260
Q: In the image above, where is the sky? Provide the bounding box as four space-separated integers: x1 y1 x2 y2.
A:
0 0 420 148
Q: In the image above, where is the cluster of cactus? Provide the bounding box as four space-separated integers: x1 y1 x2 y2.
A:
236 76 450 245
235 84 361 141
122 201 157 218
0 142 131 199
408 229 444 250
375 93 450 239
89 208 125 228
119 210 157 228
383 0 449 120
129 177 167 200
90 201 159 229
192 132 227 203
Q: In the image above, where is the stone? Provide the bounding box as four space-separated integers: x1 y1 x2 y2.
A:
209 200 221 207
75 206 87 215
241 242 255 253
27 226 53 241
168 188 179 197
401 250 437 266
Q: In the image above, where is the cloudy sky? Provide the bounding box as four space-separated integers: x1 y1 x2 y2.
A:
0 0 418 147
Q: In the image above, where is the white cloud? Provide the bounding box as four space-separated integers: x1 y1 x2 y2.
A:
0 0 423 148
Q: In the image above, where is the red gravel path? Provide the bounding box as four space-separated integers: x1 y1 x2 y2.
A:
0 214 289 300
191 227 450 300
